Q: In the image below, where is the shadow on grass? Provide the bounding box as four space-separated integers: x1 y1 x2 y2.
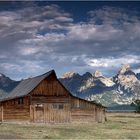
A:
111 115 140 118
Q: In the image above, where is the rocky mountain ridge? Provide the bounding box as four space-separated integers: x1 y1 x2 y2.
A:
60 65 140 106
60 70 115 99
0 73 19 95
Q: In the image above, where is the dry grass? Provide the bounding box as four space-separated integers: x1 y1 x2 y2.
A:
0 113 140 139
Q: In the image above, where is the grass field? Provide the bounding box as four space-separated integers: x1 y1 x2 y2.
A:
0 113 140 139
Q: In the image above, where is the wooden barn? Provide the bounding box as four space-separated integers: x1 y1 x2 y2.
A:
0 70 106 123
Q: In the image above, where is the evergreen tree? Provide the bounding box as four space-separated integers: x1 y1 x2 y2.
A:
131 100 140 113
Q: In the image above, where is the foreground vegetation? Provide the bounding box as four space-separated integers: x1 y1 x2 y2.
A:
0 113 140 139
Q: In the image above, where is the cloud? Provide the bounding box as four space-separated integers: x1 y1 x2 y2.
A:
0 60 50 80
0 4 140 79
19 47 40 55
133 68 140 74
86 55 140 68
88 6 140 25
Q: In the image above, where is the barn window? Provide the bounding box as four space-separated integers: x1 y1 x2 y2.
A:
18 98 24 105
36 104 43 107
58 104 64 109
52 104 64 110
52 104 58 109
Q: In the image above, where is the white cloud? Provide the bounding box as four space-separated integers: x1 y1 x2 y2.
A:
68 24 123 41
133 68 140 74
88 6 139 25
1 60 49 80
19 47 40 55
86 55 140 68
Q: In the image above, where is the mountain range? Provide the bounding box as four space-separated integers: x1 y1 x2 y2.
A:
59 64 140 107
0 65 140 107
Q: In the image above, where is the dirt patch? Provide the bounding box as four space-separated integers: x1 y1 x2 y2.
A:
0 134 22 139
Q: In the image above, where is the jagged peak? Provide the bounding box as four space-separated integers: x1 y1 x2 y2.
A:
119 64 130 74
93 70 103 78
82 72 92 77
61 72 78 79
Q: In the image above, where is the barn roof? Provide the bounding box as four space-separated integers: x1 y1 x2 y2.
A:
0 70 55 102
0 70 105 108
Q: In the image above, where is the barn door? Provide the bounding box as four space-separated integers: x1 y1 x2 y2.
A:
35 105 44 123
45 103 71 123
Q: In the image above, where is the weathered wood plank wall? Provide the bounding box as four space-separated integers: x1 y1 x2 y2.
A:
71 97 96 122
30 98 71 123
2 96 30 121
31 74 69 97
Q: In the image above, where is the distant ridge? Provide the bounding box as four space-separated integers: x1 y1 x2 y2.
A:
107 104 135 112
0 73 19 94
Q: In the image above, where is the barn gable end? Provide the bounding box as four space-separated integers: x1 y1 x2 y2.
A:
30 73 69 97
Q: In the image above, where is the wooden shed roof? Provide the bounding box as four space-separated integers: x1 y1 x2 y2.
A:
0 70 105 108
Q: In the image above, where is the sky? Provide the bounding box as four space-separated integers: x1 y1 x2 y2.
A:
1 1 140 80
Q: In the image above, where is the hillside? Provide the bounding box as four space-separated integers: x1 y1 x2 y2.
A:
0 73 19 96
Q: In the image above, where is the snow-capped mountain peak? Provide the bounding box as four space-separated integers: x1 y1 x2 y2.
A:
114 65 139 90
99 77 115 87
119 64 130 75
93 70 103 78
92 70 115 87
61 72 78 79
